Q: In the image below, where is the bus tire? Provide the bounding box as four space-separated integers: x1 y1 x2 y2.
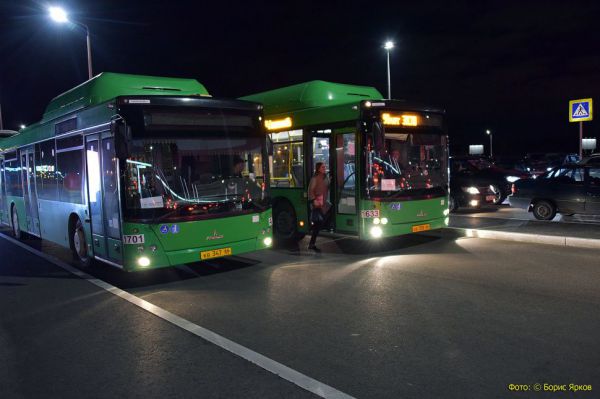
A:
71 218 92 268
11 205 21 240
273 201 302 242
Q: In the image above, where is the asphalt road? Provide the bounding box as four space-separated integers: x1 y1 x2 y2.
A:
1 228 599 399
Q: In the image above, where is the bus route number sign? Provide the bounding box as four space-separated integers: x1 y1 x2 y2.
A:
361 210 380 218
123 234 145 244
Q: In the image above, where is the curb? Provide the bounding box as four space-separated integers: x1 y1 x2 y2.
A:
446 227 600 249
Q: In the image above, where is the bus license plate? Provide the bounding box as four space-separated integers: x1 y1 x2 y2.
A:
412 224 431 233
200 247 232 260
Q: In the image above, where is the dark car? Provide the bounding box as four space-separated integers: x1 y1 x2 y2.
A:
509 165 600 220
450 157 527 206
449 171 495 212
523 152 580 177
579 153 600 166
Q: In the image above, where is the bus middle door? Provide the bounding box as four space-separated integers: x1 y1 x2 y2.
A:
310 130 334 230
86 133 123 265
20 146 41 236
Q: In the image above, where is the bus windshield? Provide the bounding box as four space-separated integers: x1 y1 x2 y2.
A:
123 124 268 222
366 126 447 198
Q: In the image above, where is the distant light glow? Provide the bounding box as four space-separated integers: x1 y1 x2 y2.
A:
20 124 26 129
263 237 272 247
384 41 394 50
49 6 68 23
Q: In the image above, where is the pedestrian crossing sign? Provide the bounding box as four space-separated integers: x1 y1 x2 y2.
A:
569 98 593 122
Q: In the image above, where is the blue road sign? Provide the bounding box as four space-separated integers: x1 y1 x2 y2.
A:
569 98 593 122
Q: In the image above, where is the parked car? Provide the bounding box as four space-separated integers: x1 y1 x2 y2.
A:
579 153 600 166
450 156 528 205
523 152 580 177
509 165 600 220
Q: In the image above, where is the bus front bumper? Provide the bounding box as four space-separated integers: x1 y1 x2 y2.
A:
126 236 272 271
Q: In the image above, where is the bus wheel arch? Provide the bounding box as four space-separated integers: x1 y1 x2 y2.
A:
10 203 21 240
272 198 303 241
69 214 92 267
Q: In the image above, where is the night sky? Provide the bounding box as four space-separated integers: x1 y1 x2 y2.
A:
1 0 599 158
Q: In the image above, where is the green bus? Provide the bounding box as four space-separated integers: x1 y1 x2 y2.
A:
241 81 448 241
0 73 272 271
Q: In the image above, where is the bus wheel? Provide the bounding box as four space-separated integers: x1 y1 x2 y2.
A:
71 219 92 267
273 202 301 241
11 205 21 240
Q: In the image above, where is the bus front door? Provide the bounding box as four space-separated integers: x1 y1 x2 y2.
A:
310 133 334 230
86 134 123 265
20 147 41 236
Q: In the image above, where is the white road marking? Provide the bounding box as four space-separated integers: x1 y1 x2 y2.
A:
0 233 356 399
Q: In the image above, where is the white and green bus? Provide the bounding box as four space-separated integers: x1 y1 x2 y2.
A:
0 73 272 271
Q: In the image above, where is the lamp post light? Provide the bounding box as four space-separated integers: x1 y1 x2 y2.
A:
384 41 394 100
49 6 93 80
486 129 493 159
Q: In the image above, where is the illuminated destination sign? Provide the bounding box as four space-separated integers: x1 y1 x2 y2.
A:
381 113 418 126
265 117 292 131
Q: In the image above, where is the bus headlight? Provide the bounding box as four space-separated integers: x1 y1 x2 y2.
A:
373 217 381 225
263 237 273 246
138 256 151 267
370 226 383 238
443 209 450 216
380 217 388 225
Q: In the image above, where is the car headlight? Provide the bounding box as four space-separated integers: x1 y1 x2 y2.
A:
506 176 520 183
462 186 480 194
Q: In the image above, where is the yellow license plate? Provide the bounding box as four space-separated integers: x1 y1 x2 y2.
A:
412 224 431 233
200 247 232 260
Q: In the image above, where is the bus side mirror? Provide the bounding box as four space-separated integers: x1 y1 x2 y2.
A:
113 122 131 159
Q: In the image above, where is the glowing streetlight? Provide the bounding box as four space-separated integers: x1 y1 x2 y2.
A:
20 124 26 130
48 6 93 80
384 41 394 99
486 129 493 158
49 6 68 23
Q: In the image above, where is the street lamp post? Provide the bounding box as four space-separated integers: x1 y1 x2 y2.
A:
486 129 493 159
49 6 93 80
384 41 394 100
